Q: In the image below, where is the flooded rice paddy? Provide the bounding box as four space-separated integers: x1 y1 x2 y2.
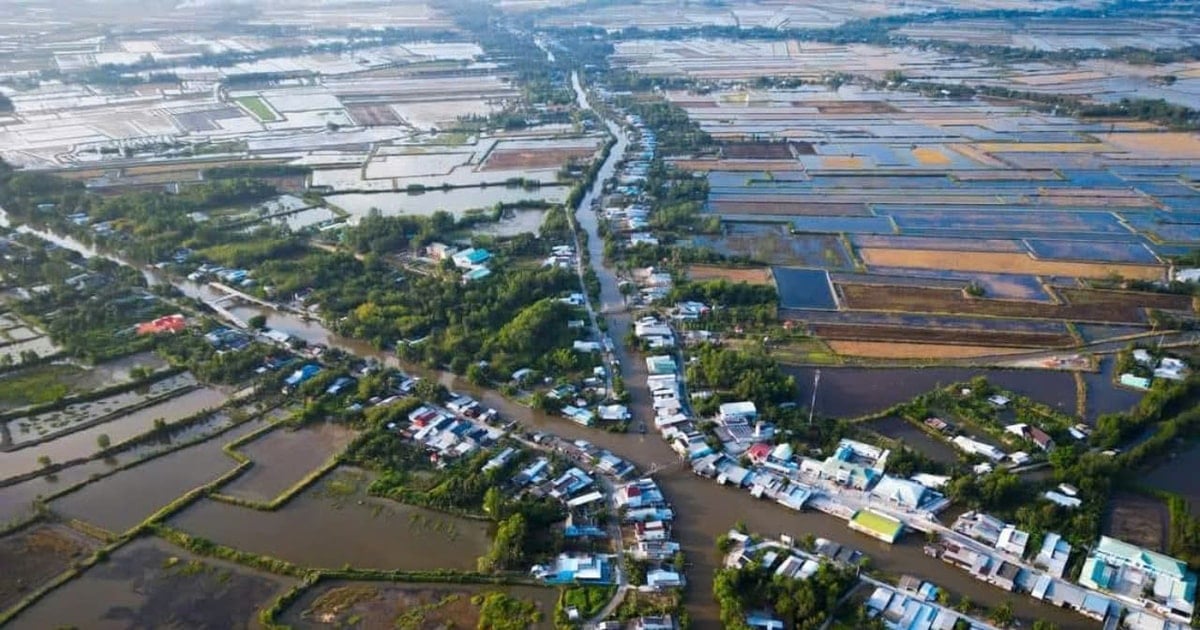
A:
279 580 559 629
8 536 296 630
219 422 358 503
0 409 249 527
50 416 268 534
168 467 491 571
0 523 100 612
787 366 1080 419
0 386 229 482
5 372 199 446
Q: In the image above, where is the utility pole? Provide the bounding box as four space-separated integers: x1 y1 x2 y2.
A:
808 369 821 426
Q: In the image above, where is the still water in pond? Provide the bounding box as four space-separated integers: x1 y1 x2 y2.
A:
0 387 229 482
168 467 491 571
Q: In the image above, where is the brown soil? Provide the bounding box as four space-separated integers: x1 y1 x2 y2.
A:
481 147 596 171
859 247 1165 281
346 104 403 126
809 322 1076 348
1105 492 1169 552
0 524 98 611
827 341 1032 359
720 141 811 159
837 283 1192 324
687 265 774 285
811 101 899 115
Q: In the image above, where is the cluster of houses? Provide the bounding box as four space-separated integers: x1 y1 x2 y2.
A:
1120 349 1191 391
520 436 664 593
543 244 578 270
639 315 950 547
399 396 505 463
423 242 495 283
1079 536 1197 623
865 576 995 630
931 511 1197 628
186 263 255 287
615 477 686 590
629 266 673 304
933 393 1064 470
597 111 667 307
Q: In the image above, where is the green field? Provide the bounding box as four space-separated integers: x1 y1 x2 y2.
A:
236 96 279 122
0 364 83 407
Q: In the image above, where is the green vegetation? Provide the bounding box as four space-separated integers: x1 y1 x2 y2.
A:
557 584 616 624
474 591 544 630
235 96 279 122
202 164 310 180
713 557 857 630
0 363 79 406
669 279 777 328
686 344 797 412
152 525 305 577
0 168 280 264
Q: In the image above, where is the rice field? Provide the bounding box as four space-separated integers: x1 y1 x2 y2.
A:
687 265 774 285
858 248 1165 281
911 147 951 165
837 282 1192 324
234 96 279 122
827 340 1034 359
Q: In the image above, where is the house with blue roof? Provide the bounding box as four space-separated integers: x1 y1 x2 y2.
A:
283 363 321 389
1079 535 1197 620
452 247 492 269
533 553 614 585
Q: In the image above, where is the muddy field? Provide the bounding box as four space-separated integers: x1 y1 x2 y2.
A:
672 159 802 171
687 264 774 285
827 340 1032 359
1104 492 1168 552
8 536 295 630
280 581 558 629
809 322 1076 348
709 200 870 216
345 104 403 126
481 147 596 171
836 283 1192 324
810 101 898 115
0 524 99 612
720 141 810 159
859 248 1165 281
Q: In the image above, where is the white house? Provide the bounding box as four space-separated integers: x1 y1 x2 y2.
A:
718 401 757 423
952 436 1006 461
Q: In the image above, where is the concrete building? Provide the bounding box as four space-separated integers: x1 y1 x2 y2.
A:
1080 536 1197 619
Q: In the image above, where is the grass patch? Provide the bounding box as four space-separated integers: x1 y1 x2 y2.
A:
557 585 616 622
235 96 279 122
0 364 82 407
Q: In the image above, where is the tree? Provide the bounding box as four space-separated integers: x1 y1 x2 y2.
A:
414 379 448 404
988 600 1014 627
1031 621 1059 630
248 314 268 330
37 455 51 469
96 433 111 450
466 363 489 386
478 513 528 572
483 486 505 519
